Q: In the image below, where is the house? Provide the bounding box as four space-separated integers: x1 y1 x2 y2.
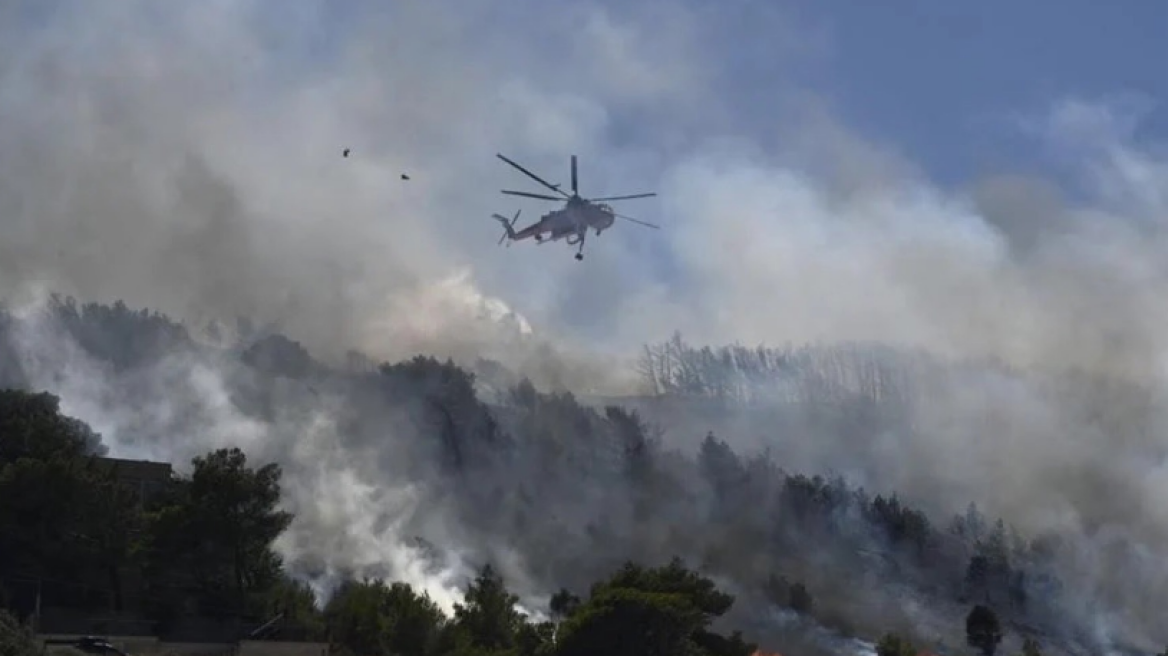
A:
92 457 173 508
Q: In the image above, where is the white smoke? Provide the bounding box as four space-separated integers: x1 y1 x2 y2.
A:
1 1 1167 652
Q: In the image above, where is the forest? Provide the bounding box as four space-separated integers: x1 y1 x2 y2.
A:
0 296 1160 656
0 391 757 656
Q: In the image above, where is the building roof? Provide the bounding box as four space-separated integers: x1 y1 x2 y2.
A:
93 457 173 481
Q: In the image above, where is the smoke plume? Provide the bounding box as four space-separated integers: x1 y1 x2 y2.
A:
2 1 1168 653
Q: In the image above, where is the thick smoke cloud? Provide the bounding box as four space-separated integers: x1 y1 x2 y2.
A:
3 0 1168 652
0 0 714 364
2 3 1162 370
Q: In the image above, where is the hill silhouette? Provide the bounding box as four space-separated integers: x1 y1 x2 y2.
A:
0 295 1162 656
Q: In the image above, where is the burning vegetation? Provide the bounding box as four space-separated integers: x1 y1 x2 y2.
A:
0 299 1164 655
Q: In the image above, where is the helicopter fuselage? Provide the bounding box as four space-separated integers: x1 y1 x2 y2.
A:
512 199 616 244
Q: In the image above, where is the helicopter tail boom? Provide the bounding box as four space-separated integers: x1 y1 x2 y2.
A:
492 210 522 245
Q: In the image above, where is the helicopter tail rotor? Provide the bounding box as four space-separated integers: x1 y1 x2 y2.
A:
492 210 522 246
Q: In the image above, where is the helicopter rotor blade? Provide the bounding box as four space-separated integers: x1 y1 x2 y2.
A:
590 192 657 202
571 155 578 195
615 213 660 229
497 153 570 198
502 190 561 201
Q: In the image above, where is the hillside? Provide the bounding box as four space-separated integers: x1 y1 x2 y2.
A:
0 295 1163 656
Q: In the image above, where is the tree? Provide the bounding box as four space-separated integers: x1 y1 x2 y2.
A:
324 579 444 656
449 564 524 653
0 299 1090 653
324 580 391 656
787 583 813 615
0 610 38 656
966 555 990 601
875 633 915 656
761 575 812 615
191 448 292 601
555 586 705 656
318 562 758 656
548 588 581 620
141 448 292 618
515 621 555 656
1019 637 1042 656
378 356 504 475
0 390 105 465
380 582 447 656
241 334 318 379
509 378 539 410
555 558 753 656
698 432 746 514
46 295 193 371
71 465 141 611
0 454 138 614
0 456 94 582
966 604 1003 656
0 392 147 619
258 576 326 641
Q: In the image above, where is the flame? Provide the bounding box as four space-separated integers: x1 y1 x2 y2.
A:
752 650 783 656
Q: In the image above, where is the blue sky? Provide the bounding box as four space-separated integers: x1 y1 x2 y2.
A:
610 0 1168 318
786 0 1167 185
654 0 1168 190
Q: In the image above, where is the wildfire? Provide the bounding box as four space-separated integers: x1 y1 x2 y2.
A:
752 643 936 656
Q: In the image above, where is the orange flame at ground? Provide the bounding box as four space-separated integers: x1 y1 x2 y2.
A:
751 650 782 656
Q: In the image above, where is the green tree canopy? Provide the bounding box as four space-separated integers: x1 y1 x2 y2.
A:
325 579 445 656
875 633 916 656
555 557 753 656
141 447 293 618
966 604 1003 656
448 565 525 654
259 576 327 641
0 392 134 614
0 390 105 465
548 589 580 621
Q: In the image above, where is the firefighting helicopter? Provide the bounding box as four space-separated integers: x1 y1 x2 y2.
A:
492 152 659 260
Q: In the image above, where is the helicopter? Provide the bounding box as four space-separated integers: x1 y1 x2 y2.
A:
492 152 659 260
